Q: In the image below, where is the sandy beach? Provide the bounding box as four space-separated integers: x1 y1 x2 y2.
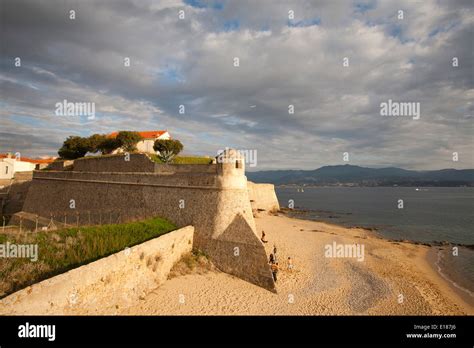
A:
67 212 473 316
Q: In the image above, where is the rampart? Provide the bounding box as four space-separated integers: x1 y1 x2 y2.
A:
0 226 194 314
248 181 280 212
19 151 276 291
73 155 217 174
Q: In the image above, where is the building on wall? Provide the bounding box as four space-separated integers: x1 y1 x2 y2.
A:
1 154 36 179
108 130 170 154
0 154 55 179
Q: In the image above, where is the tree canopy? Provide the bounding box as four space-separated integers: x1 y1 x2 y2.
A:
115 131 143 152
96 137 121 154
153 139 183 163
58 131 176 160
58 136 92 159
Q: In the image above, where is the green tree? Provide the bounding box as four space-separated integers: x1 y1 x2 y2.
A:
116 131 143 152
97 137 121 154
87 134 107 153
58 136 91 159
153 139 183 163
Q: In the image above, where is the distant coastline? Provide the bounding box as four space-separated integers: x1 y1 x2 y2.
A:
276 183 474 188
247 164 474 187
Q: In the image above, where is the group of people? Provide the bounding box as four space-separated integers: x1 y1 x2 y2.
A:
261 230 294 282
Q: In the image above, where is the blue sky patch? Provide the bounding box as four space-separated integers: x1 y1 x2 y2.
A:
184 0 224 10
223 19 240 32
288 17 321 28
354 0 377 14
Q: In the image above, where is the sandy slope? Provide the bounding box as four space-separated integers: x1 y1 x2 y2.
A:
106 213 472 316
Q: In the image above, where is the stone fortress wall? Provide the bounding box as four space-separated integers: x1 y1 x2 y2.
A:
0 171 33 219
0 226 194 314
18 150 280 291
247 181 280 212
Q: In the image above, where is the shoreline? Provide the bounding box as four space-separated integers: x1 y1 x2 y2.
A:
427 247 474 307
72 213 474 314
281 208 474 303
282 208 474 249
2 212 472 315
272 212 473 315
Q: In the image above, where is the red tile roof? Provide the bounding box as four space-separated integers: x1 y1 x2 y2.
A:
108 130 168 139
0 154 55 164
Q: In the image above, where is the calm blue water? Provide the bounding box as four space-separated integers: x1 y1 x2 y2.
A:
276 187 474 244
276 187 474 297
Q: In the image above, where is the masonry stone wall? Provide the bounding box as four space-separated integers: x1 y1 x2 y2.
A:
74 154 155 172
0 172 33 220
0 226 194 315
47 160 74 171
19 150 276 291
248 181 280 212
73 154 217 174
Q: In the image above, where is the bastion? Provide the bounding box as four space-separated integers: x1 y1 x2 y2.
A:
18 150 279 291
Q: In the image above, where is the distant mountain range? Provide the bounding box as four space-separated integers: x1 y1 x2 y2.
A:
246 165 474 187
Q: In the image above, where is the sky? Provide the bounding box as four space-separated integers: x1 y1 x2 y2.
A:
0 0 473 170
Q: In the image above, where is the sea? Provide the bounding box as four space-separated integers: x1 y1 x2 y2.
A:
276 186 474 299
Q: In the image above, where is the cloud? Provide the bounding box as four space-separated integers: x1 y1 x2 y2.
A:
1 0 473 170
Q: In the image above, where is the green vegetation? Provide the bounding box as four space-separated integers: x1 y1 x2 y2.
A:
58 131 143 159
168 250 214 279
87 133 108 153
115 131 143 152
0 217 176 298
58 136 92 159
171 156 213 164
56 131 212 164
153 139 184 163
96 136 120 155
149 154 213 165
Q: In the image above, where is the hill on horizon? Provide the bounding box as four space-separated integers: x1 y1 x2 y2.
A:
246 164 474 187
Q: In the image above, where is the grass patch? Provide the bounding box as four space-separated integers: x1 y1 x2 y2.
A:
0 216 176 298
168 250 215 279
78 153 129 160
149 154 213 165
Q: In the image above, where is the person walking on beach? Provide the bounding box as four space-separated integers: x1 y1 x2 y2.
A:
271 262 279 282
287 256 293 271
273 245 278 263
261 230 268 243
269 253 275 264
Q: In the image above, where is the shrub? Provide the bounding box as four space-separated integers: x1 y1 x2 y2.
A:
58 136 91 159
97 137 121 154
153 139 184 163
87 134 107 153
115 131 143 152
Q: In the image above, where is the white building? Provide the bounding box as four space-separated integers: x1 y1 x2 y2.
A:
109 130 170 154
0 154 36 179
